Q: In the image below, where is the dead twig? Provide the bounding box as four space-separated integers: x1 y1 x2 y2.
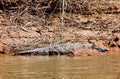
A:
18 6 30 16
109 23 120 34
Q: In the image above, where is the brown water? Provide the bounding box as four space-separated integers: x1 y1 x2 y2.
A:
0 56 120 79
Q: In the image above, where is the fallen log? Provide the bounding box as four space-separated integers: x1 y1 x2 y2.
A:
15 43 109 56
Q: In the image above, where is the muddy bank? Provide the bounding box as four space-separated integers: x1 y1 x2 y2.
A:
0 0 120 56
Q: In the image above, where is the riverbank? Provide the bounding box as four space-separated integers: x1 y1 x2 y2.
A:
0 0 120 56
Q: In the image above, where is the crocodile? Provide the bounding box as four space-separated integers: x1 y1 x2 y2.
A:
17 43 109 56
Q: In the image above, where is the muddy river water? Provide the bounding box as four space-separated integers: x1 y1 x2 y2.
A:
0 55 120 79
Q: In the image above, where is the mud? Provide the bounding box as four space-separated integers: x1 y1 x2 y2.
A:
0 0 120 56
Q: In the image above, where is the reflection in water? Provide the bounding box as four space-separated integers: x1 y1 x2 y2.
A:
0 56 120 79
